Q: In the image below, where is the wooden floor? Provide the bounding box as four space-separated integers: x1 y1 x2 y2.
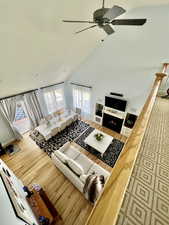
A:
0 121 127 225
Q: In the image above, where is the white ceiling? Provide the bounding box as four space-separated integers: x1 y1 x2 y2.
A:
0 0 168 97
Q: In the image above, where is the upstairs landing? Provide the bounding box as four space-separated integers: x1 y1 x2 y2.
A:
116 97 169 225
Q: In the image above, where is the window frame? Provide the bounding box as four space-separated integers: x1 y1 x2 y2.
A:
43 85 65 115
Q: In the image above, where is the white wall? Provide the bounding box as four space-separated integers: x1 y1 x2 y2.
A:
0 180 25 225
0 111 15 146
67 5 169 115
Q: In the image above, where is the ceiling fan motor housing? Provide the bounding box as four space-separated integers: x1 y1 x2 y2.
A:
93 8 109 26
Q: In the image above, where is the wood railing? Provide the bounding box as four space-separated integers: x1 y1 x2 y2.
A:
86 63 168 225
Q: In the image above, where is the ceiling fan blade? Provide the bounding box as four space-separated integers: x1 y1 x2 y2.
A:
102 24 115 35
111 18 147 26
63 20 95 24
103 5 126 21
75 25 97 34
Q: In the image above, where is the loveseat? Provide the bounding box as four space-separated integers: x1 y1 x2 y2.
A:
51 142 110 200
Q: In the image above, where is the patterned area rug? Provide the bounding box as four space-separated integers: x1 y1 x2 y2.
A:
116 98 169 225
30 120 89 155
75 127 124 168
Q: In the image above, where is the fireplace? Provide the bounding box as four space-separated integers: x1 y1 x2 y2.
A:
103 113 124 133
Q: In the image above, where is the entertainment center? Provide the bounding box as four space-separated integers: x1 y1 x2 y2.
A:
94 95 137 137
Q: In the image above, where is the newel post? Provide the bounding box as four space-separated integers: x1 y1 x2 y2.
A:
155 63 168 82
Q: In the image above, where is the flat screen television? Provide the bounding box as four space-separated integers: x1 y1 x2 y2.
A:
105 96 127 112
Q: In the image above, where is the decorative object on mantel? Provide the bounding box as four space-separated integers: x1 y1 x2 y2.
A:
94 133 104 141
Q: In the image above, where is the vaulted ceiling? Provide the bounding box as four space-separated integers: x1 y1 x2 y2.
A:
0 0 168 97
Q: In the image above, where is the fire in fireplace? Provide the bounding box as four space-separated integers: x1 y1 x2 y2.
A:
103 113 124 133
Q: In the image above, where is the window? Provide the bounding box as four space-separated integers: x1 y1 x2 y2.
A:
54 89 64 109
44 91 54 114
72 85 91 119
13 100 31 134
44 87 64 114
15 102 27 121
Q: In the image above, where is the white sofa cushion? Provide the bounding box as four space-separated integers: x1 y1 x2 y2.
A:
39 118 47 125
54 151 69 163
51 154 84 193
75 154 93 174
63 146 80 160
67 159 84 176
50 117 58 124
80 174 88 184
59 142 71 153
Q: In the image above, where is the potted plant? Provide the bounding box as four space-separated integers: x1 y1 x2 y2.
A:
94 133 104 141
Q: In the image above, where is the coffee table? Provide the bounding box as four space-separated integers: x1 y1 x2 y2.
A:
84 129 113 156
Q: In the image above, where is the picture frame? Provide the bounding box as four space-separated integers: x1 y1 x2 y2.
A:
0 172 35 225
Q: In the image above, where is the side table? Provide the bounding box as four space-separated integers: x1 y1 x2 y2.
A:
27 188 62 225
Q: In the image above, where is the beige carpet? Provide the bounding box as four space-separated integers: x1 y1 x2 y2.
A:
116 97 169 225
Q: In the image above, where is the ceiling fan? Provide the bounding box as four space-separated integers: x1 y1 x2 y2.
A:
63 0 147 35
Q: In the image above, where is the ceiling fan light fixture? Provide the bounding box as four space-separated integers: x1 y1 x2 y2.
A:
62 0 147 35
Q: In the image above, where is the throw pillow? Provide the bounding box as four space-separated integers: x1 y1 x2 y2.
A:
83 174 105 204
54 151 69 163
39 118 47 125
66 159 84 176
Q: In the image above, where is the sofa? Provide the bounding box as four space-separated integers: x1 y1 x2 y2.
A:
51 142 110 201
35 111 78 140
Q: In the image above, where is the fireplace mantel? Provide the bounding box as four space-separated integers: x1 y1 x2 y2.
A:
103 106 126 120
